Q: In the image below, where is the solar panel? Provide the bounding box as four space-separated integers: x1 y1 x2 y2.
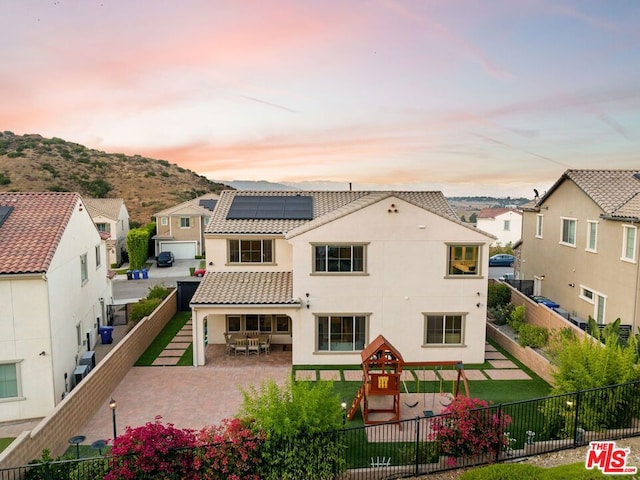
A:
198 199 218 211
0 206 13 229
227 196 313 220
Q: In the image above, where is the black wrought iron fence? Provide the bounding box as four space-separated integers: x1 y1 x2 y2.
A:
3 380 640 480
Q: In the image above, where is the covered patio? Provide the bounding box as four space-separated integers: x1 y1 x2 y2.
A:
189 271 301 366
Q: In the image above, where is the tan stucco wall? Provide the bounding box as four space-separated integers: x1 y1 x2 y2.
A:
520 180 640 328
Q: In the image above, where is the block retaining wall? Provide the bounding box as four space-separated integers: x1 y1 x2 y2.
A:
0 290 178 469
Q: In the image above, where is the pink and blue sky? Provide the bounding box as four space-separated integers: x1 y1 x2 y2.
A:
1 1 639 196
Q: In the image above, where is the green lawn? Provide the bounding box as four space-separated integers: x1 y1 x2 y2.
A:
0 437 13 454
460 461 631 479
135 311 191 365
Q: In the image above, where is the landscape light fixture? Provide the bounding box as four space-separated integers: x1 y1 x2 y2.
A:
109 398 117 439
341 399 347 426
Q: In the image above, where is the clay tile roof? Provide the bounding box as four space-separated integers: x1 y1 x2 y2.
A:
83 198 126 221
206 190 466 236
190 271 298 305
477 208 521 219
0 192 81 274
536 170 640 220
154 193 220 218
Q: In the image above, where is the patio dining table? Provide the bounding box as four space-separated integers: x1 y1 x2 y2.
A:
229 334 270 355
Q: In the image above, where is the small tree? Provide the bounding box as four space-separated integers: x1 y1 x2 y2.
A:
237 379 346 480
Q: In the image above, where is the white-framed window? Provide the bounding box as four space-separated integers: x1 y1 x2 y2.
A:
560 217 577 247
225 314 291 334
503 220 510 231
180 217 191 228
160 217 168 226
622 225 637 262
313 244 366 273
447 244 480 276
316 315 367 352
80 253 88 284
579 286 607 323
424 314 464 345
536 214 544 239
586 221 598 253
95 244 101 268
229 239 274 263
0 362 20 399
96 223 110 234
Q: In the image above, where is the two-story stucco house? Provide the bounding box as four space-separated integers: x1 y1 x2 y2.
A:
476 208 522 247
0 192 112 423
152 193 219 259
520 169 640 329
84 198 130 267
189 190 494 367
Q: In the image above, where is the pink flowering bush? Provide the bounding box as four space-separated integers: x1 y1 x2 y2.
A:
104 416 198 480
195 418 263 479
429 396 512 467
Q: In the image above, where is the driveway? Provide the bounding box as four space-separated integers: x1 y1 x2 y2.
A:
112 259 202 303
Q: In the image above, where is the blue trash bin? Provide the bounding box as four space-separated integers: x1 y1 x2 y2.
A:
133 269 140 280
141 268 148 279
98 326 114 344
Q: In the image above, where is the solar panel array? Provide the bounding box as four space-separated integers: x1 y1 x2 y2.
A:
0 206 13 229
227 195 313 220
199 199 218 211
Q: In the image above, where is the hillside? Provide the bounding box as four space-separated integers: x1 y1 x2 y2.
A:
0 131 229 224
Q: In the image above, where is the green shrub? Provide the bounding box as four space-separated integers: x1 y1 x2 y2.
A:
0 172 10 185
507 305 526 333
126 228 151 270
129 298 161 324
238 379 345 480
147 283 170 300
7 151 22 158
517 324 548 348
488 283 511 308
158 159 170 167
488 303 514 326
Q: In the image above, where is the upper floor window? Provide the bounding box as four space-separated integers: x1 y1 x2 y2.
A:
96 223 110 233
229 239 274 263
95 245 101 267
560 217 577 247
503 220 510 231
586 221 598 253
425 314 464 345
313 244 365 273
536 214 544 238
160 217 168 226
180 217 191 228
0 362 19 399
447 244 479 276
622 225 637 262
316 315 367 352
80 253 88 284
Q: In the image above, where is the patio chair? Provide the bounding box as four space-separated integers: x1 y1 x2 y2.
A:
260 335 271 355
224 333 236 355
247 337 260 356
234 337 248 355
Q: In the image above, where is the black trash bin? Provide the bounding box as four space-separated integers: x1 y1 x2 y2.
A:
126 270 133 280
99 326 114 344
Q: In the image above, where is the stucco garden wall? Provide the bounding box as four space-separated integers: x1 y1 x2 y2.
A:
0 290 177 469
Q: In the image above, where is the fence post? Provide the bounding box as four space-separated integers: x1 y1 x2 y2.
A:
414 416 421 476
573 391 581 448
494 404 503 461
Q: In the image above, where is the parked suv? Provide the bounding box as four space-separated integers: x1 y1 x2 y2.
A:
156 251 174 267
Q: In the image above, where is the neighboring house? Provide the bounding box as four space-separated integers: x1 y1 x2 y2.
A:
0 192 112 423
476 208 522 247
153 193 219 259
190 190 494 367
84 198 130 267
520 169 640 329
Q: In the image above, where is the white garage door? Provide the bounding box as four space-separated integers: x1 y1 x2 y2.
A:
159 241 196 259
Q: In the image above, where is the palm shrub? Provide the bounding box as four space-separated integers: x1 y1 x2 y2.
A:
237 378 346 480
